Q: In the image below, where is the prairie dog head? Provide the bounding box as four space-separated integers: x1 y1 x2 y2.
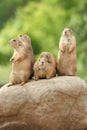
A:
8 39 24 50
40 52 53 63
18 34 31 44
17 34 32 51
38 57 46 66
62 28 73 37
9 39 23 49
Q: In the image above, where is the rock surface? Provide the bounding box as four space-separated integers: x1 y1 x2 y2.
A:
0 76 87 130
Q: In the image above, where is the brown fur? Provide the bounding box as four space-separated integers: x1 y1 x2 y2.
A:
33 52 57 80
8 35 34 86
57 28 76 76
17 34 34 68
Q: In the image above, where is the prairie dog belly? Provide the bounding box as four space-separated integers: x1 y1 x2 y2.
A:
38 68 46 78
12 58 30 72
62 38 72 52
11 59 30 81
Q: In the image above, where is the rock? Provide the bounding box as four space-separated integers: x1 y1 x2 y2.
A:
0 76 87 130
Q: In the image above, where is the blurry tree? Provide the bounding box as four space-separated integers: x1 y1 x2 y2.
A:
0 0 29 29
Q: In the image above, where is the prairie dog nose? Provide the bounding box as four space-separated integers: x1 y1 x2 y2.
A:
42 61 44 64
65 31 67 34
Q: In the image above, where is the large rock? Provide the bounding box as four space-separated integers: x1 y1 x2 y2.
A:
0 76 87 130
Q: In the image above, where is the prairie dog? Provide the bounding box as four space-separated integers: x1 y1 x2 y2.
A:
34 52 57 80
57 28 76 76
17 34 34 66
8 36 34 86
40 52 57 68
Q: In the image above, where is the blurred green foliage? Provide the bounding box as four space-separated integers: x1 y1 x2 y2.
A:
0 0 87 83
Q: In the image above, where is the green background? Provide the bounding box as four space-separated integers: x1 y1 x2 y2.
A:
0 0 87 84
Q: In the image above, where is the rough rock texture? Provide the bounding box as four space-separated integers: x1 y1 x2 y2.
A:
0 76 87 130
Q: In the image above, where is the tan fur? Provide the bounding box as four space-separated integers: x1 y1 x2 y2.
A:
8 35 34 86
17 34 34 68
57 28 76 76
33 52 57 80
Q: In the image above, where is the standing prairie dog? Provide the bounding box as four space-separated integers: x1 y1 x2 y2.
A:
33 52 57 80
17 34 34 66
8 35 34 86
57 28 76 76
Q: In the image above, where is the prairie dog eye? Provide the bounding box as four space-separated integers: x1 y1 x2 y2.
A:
20 35 22 37
13 39 16 42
